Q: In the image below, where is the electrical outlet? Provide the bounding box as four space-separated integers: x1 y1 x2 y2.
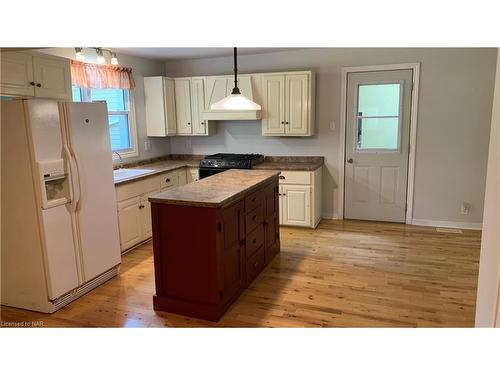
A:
461 202 470 215
330 121 336 131
144 140 152 151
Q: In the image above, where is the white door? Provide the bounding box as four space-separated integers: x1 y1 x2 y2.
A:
262 75 285 135
140 192 155 239
174 79 193 135
117 197 143 250
282 185 311 227
344 69 413 223
285 73 308 135
191 78 207 135
0 52 35 97
63 102 121 281
33 55 71 100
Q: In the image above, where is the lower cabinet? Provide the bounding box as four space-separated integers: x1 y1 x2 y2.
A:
187 167 200 183
151 177 280 321
115 168 189 253
278 167 322 228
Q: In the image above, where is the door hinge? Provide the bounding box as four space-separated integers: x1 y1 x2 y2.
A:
219 290 224 300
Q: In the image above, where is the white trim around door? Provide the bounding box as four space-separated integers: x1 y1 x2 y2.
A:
338 63 421 224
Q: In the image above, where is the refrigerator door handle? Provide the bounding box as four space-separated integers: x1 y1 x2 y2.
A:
71 148 84 211
63 144 81 212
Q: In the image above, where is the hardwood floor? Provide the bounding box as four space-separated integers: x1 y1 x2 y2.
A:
0 220 481 327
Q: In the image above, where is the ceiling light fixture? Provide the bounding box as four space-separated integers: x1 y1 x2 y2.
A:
210 47 261 111
74 47 85 61
96 48 106 64
110 52 118 65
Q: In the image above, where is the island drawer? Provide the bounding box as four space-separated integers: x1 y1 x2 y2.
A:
245 189 264 212
246 245 265 285
246 204 264 233
246 224 264 258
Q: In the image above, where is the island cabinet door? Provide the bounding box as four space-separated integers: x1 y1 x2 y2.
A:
219 200 246 304
264 182 280 263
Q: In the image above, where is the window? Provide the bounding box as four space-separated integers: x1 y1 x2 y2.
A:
356 83 402 151
72 87 138 157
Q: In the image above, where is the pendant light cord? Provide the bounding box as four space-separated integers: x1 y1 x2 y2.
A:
232 47 241 95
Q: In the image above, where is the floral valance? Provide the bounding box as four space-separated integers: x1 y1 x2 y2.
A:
70 60 136 89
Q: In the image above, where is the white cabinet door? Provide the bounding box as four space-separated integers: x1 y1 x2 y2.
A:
261 75 285 135
140 192 156 239
117 196 142 251
33 55 71 100
282 185 311 227
285 73 309 135
0 52 35 97
278 186 284 225
144 77 177 136
187 168 199 183
174 78 193 135
191 78 207 135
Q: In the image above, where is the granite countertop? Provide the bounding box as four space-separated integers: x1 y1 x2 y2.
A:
113 155 202 186
253 156 324 171
148 169 280 208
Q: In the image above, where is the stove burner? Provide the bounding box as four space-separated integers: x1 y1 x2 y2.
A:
199 153 265 178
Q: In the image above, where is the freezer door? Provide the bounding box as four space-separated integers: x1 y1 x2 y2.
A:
63 102 121 282
26 99 80 299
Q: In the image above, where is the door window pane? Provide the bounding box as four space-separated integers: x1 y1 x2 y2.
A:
357 118 399 150
358 83 400 117
91 88 126 111
108 115 130 151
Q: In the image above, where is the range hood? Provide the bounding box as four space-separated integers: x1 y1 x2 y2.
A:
201 75 261 121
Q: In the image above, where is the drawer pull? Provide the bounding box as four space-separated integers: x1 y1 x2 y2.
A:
165 178 170 183
279 175 285 180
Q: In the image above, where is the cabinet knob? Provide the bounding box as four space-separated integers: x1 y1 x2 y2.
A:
139 205 145 209
29 81 35 86
187 122 191 125
165 178 170 182
279 175 285 180
201 121 204 124
36 83 42 88
281 121 284 124
285 121 289 125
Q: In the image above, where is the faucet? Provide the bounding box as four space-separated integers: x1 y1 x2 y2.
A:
113 151 124 169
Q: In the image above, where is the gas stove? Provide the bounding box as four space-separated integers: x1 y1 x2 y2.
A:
199 153 265 179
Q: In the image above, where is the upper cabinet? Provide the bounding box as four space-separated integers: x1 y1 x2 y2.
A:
144 77 177 136
143 70 315 138
261 71 315 136
174 77 214 136
0 51 71 100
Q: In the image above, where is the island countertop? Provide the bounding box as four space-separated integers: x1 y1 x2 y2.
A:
148 169 280 208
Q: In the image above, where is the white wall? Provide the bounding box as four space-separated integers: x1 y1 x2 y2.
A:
40 48 170 164
475 49 500 328
165 48 497 223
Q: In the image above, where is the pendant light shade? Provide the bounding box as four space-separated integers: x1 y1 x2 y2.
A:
210 47 261 111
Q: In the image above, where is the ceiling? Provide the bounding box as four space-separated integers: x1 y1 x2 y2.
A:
112 47 303 60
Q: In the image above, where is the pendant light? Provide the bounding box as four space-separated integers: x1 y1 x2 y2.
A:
210 48 261 111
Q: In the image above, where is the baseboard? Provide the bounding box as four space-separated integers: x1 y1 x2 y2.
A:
411 219 483 230
322 213 339 220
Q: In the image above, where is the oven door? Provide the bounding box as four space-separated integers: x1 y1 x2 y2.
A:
199 167 228 179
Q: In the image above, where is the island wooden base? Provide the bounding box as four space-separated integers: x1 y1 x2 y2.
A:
151 177 280 322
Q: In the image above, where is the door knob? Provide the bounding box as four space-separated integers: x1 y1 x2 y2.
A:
347 158 354 164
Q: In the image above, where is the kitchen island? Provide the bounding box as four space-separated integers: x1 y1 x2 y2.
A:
149 169 281 321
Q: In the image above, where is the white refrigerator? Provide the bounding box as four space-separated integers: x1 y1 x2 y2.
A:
1 99 121 313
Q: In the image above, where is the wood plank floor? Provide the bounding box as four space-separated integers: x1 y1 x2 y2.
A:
0 220 481 327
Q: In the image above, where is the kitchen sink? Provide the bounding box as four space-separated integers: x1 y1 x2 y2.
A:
113 168 155 182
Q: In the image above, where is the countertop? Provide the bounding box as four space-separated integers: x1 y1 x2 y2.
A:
148 169 280 208
114 155 324 186
114 159 200 186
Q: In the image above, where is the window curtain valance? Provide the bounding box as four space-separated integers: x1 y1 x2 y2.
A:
70 60 136 89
